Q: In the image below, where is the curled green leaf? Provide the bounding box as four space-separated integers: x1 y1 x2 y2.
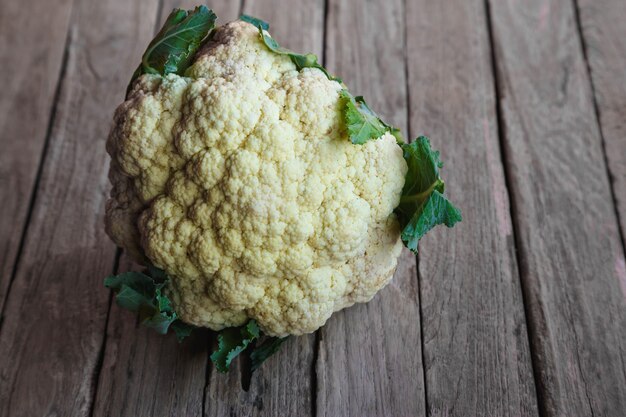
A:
240 14 269 30
243 15 341 83
394 136 462 253
104 267 195 340
340 90 404 145
126 5 217 96
211 320 260 373
251 337 288 371
171 321 196 342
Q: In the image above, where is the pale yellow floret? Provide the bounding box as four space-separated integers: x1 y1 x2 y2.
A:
105 20 407 336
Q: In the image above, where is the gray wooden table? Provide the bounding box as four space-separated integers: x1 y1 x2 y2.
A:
1 0 625 416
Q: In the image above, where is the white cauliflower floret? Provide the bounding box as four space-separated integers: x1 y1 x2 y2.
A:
105 20 407 336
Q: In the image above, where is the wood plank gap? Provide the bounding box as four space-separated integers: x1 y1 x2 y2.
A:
202 331 215 417
571 0 626 255
239 339 252 391
401 0 428 412
401 0 413 146
484 1 547 416
415 259 429 415
311 331 320 417
87 248 121 417
321 0 329 68
87 297 115 415
0 13 74 332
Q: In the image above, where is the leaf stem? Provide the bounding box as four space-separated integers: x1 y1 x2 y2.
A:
399 179 444 205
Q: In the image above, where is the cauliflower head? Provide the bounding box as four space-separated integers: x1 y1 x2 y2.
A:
105 20 408 337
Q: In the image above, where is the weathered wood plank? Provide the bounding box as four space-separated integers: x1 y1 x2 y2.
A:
0 0 158 416
316 0 425 416
0 0 73 313
488 0 626 415
204 1 323 415
576 0 626 251
405 1 539 416
91 3 241 417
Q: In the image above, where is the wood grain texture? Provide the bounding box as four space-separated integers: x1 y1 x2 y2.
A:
406 1 539 416
3 0 624 415
317 0 425 416
0 0 73 313
91 3 241 417
576 0 626 249
204 1 323 415
0 0 158 416
488 0 626 415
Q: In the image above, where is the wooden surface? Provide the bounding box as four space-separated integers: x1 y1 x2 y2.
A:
0 0 624 416
407 0 538 416
0 0 156 415
0 0 73 314
489 0 626 415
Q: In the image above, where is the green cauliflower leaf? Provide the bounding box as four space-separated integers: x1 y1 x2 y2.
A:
340 90 404 144
104 267 194 340
394 136 461 253
239 14 269 30
211 320 260 373
250 337 288 372
243 15 341 82
126 5 217 96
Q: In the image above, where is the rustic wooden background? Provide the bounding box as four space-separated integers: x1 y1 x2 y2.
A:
1 0 625 415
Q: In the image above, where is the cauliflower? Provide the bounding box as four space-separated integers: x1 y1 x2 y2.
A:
104 7 460 347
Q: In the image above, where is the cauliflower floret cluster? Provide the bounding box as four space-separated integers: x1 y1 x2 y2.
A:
105 21 407 336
